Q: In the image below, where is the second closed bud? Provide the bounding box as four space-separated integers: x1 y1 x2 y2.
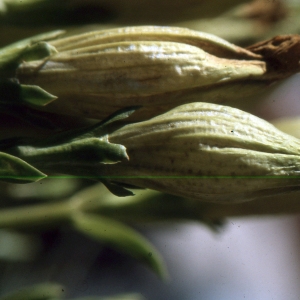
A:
102 102 300 203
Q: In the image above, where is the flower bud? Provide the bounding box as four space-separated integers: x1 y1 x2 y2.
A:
16 26 266 121
102 102 300 203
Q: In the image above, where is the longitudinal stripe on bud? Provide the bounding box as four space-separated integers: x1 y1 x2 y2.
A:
50 26 260 59
102 103 300 203
17 41 265 96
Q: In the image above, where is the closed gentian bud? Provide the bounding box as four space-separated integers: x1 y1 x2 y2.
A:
15 26 269 121
101 102 300 203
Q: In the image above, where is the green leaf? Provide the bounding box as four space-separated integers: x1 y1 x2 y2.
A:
72 213 168 279
0 283 64 300
20 84 57 106
73 294 146 300
100 179 135 197
19 41 57 62
0 108 136 182
83 106 141 138
0 80 56 106
0 30 64 74
96 106 141 128
45 106 140 144
0 151 46 183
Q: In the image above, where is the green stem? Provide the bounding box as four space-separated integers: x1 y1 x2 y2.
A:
0 200 73 229
0 185 210 231
2 182 299 232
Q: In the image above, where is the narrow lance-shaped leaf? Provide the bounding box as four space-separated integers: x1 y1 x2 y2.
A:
38 106 140 145
72 213 168 279
0 151 46 183
0 79 56 107
20 84 57 106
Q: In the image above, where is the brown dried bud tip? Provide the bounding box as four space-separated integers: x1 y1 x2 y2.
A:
247 34 300 77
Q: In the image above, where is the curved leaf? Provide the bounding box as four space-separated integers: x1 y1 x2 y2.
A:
20 84 57 106
0 79 56 107
72 213 168 279
101 179 135 197
0 30 64 74
74 294 146 300
0 151 46 183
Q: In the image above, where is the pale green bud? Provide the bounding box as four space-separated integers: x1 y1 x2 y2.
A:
16 26 267 121
102 102 300 203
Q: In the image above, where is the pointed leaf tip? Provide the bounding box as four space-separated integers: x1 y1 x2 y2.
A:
0 152 46 183
20 84 57 106
72 213 168 279
101 179 135 197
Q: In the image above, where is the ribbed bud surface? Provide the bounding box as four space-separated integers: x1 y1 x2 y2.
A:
104 103 300 202
16 26 265 121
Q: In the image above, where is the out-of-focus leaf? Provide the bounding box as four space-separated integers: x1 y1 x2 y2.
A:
73 293 146 300
0 151 46 183
0 229 41 261
7 178 80 200
72 213 167 279
0 283 64 300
